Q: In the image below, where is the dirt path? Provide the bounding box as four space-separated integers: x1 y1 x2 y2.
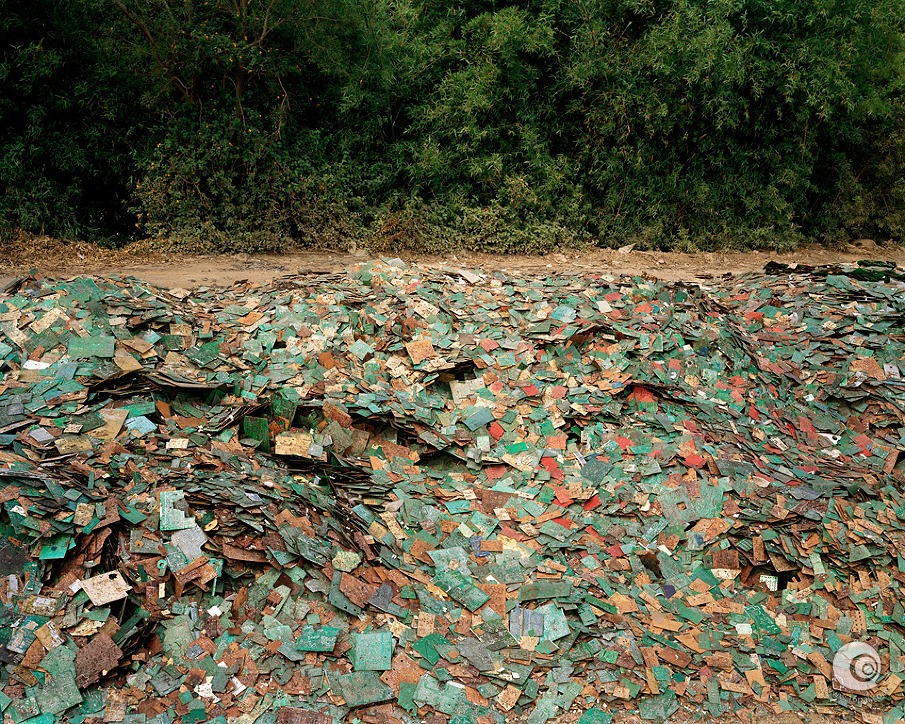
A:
2 236 903 289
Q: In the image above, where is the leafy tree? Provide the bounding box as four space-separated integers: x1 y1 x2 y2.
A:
113 0 338 247
1 0 903 249
0 0 141 240
562 0 905 247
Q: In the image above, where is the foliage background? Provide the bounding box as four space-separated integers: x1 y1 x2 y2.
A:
2 0 904 252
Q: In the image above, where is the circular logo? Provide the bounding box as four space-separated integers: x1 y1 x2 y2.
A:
833 642 882 692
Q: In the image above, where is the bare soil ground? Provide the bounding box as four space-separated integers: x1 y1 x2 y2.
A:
1 236 903 288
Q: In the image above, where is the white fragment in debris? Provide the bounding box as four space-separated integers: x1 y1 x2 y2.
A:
194 678 219 702
80 571 132 606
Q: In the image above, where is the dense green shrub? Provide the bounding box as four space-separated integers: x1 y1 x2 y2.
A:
0 0 141 240
1 0 904 251
561 0 905 247
820 99 905 244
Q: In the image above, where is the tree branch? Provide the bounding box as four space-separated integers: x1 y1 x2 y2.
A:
111 0 196 105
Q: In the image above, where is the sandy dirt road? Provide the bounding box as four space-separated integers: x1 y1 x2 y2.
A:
1 236 903 289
